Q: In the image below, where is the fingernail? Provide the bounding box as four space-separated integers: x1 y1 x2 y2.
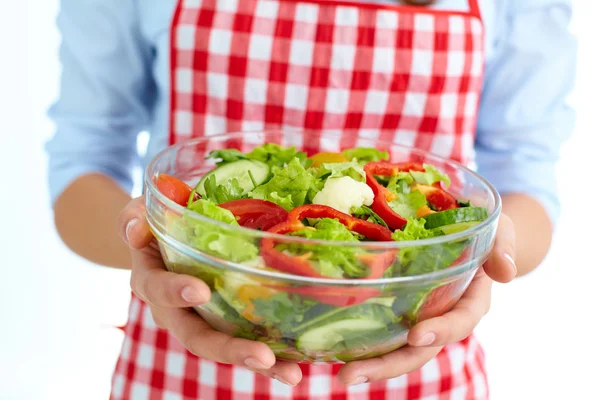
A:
125 219 138 243
416 332 436 346
347 376 368 386
273 374 295 387
503 253 517 275
244 357 268 370
181 286 204 304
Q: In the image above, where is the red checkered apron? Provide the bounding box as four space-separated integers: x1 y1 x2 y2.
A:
111 0 488 398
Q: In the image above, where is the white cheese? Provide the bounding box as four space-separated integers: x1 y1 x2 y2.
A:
312 176 374 215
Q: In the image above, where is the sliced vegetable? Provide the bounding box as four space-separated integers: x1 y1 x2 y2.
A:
308 152 348 167
153 174 197 206
342 147 389 163
423 207 488 230
198 159 270 197
261 205 395 280
218 199 288 230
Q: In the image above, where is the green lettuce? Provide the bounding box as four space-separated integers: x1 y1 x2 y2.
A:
351 205 388 228
252 293 318 332
385 174 427 218
342 147 389 163
201 174 245 204
206 149 248 166
207 144 311 170
174 199 259 263
390 217 466 277
311 160 366 183
410 164 451 187
249 158 318 210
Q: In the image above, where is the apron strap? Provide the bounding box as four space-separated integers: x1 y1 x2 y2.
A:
467 0 481 20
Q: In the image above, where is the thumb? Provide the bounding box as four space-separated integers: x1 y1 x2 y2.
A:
483 213 517 283
118 196 154 249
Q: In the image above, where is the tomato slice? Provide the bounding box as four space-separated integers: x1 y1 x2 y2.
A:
219 199 288 230
308 152 348 167
153 174 197 206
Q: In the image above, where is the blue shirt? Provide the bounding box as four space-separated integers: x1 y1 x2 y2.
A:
46 0 576 224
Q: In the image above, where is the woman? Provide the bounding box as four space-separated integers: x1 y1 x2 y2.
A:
47 0 576 398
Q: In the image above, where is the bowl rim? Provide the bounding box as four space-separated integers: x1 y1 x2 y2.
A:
145 130 502 248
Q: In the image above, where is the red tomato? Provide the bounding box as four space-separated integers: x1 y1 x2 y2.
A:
153 174 196 206
219 199 288 230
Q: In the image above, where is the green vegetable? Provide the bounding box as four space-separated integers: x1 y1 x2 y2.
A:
188 199 238 225
388 190 427 219
282 218 367 278
252 293 318 333
351 205 389 229
312 160 366 182
391 217 435 242
424 207 488 230
410 164 451 188
249 158 318 211
197 159 270 198
202 175 245 204
207 149 248 165
342 147 389 163
385 175 428 219
294 304 397 353
178 199 259 263
247 143 311 169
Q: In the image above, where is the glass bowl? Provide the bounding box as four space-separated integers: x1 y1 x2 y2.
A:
145 130 500 364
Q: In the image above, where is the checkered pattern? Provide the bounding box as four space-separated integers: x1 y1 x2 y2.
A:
112 0 488 398
112 296 488 400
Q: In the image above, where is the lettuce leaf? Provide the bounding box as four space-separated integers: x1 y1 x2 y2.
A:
207 144 311 170
174 199 259 263
249 158 317 210
202 174 245 204
207 149 248 166
342 147 389 163
388 191 427 219
312 160 366 183
247 143 311 169
410 164 451 188
391 217 435 242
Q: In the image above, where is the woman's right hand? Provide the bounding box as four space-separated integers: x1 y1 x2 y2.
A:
117 197 303 386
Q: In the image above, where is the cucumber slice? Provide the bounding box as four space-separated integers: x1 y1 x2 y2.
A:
424 207 488 230
294 304 397 353
198 160 270 196
297 318 388 353
433 221 482 235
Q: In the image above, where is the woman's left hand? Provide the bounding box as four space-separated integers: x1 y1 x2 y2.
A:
337 213 517 386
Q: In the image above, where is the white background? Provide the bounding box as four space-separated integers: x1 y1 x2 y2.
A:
1 1 599 399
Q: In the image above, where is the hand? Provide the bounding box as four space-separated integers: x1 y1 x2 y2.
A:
117 196 303 386
337 213 517 386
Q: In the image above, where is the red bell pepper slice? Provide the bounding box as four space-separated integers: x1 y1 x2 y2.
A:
218 199 288 230
364 162 458 230
261 205 397 306
261 204 395 279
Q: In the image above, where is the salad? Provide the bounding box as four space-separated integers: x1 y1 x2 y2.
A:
152 144 489 362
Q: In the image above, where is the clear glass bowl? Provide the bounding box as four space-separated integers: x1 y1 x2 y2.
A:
145 130 500 364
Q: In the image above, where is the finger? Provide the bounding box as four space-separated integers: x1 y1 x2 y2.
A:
484 213 517 283
248 360 303 387
338 345 443 385
408 271 492 347
130 249 211 307
165 307 278 370
117 196 153 249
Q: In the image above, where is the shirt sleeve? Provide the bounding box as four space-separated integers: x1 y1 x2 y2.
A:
45 0 154 205
474 0 577 224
